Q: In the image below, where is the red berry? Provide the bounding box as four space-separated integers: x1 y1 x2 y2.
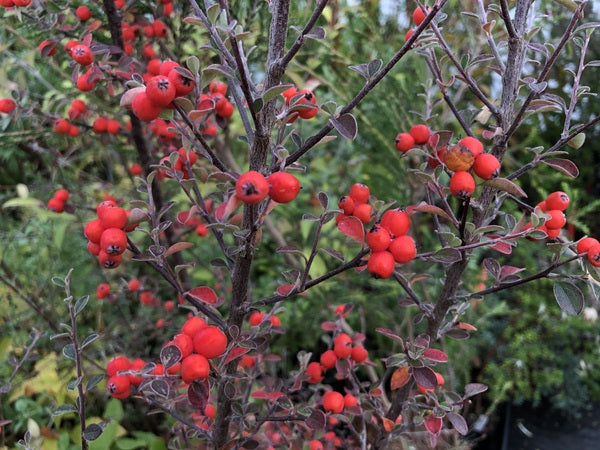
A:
99 206 127 229
215 100 234 118
75 5 91 21
349 183 370 204
333 333 353 359
68 125 80 137
84 219 105 243
47 197 65 212
140 291 154 305
320 350 338 369
457 136 484 158
168 67 195 97
53 119 70 134
351 345 368 363
236 171 269 204
93 117 108 133
344 394 358 408
306 361 323 384
268 172 301 203
129 163 143 176
145 75 176 107
472 153 500 179
87 241 100 255
152 19 168 38
295 89 319 119
409 124 430 145
128 279 140 291
172 333 194 359
100 227 126 256
181 354 210 383
413 6 430 26
96 283 111 299
394 132 415 153
405 28 415 42
389 235 417 263
106 375 131 399
159 60 180 76
322 391 344 414
353 203 373 224
545 210 566 229
338 196 355 215
209 81 228 95
380 209 411 237
366 225 392 252
76 70 97 91
128 358 146 386
249 311 265 326
239 354 256 368
545 191 570 211
449 171 476 198
587 244 600 267
577 237 599 254
98 251 122 269
193 325 228 359
147 58 162 75
106 119 121 134
367 251 395 279
106 355 131 377
71 99 86 113
71 44 94 66
132 91 163 122
195 224 208 236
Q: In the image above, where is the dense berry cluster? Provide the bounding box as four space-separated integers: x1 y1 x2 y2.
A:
46 189 70 213
336 183 373 224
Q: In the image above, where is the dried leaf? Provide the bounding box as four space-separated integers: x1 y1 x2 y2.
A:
390 366 411 390
542 158 579 178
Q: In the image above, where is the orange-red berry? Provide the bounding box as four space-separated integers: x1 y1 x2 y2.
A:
409 124 430 145
457 136 484 158
333 333 353 359
449 171 476 198
268 172 301 203
193 325 228 359
389 235 417 264
322 391 344 414
106 355 131 377
545 210 566 229
349 183 370 204
545 191 570 211
577 237 599 254
106 375 131 399
306 361 323 384
367 251 395 278
380 209 411 237
236 171 269 204
100 228 127 255
366 225 392 252
351 345 368 363
395 132 415 153
472 153 500 179
96 283 110 299
181 354 210 383
181 316 207 337
320 350 338 369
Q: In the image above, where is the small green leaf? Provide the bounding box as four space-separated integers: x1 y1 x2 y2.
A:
74 295 90 315
52 404 78 416
553 281 584 316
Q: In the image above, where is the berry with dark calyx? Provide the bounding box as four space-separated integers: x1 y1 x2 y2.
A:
98 251 122 269
145 75 176 107
236 171 269 204
181 354 210 383
338 196 355 215
334 333 353 358
409 124 430 145
367 251 395 278
443 144 474 172
380 209 410 237
389 235 417 263
106 355 131 377
100 228 128 255
71 44 94 66
394 132 415 153
295 89 319 119
322 391 344 414
587 244 600 267
132 91 163 122
96 283 110 299
152 19 168 38
96 199 117 216
366 225 392 252
472 153 501 179
449 171 476 198
545 191 570 211
457 136 484 158
268 172 300 203
168 67 195 96
577 237 599 254
193 325 228 359
106 375 131 399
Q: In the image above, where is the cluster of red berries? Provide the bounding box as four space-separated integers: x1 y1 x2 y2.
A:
158 147 199 180
405 6 432 42
83 200 138 269
577 235 600 268
394 123 431 153
0 0 32 8
235 170 301 204
46 189 70 213
67 99 87 120
280 86 319 122
178 206 212 237
527 191 570 239
52 118 80 137
336 183 373 224
198 81 235 119
248 311 282 328
0 98 16 114
106 316 228 399
132 60 195 122
367 208 416 279
92 116 122 134
148 118 177 141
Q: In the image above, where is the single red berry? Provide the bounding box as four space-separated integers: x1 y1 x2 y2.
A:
236 171 269 204
322 391 344 414
457 136 484 158
472 153 501 179
68 125 79 137
128 358 146 386
577 237 599 254
181 316 208 337
389 235 417 263
164 300 175 311
310 440 324 450
159 60 180 76
394 132 415 153
106 119 121 134
367 251 395 278
193 325 228 359
76 70 97 91
353 203 373 224
87 241 100 255
268 172 300 203
96 199 117 216
71 44 94 66
409 124 430 145
195 224 208 236
106 355 131 377
338 196 355 215
98 251 122 269
100 228 127 255
295 89 319 119
71 99 86 113
84 219 105 243
587 244 600 267
128 279 140 291
239 354 256 368
349 183 370 203
96 283 110 299
152 19 168 38
344 394 358 408
405 28 415 42
413 6 431 26
168 68 195 97
145 75 176 107
351 345 368 363
172 333 194 359
545 210 566 229
320 350 338 369
306 361 323 384
129 163 143 176
269 315 281 327
181 354 210 383
147 58 161 75
333 333 353 359
380 209 411 237
545 191 570 211
546 227 561 239
106 375 131 399
47 197 65 212
366 225 392 252
75 5 91 21
53 119 70 134
215 100 234 118
449 171 476 198
132 91 163 122
99 206 127 229
140 291 154 305
93 117 108 133
249 311 265 326
209 81 228 95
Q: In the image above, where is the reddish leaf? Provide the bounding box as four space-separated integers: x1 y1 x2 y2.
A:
337 216 365 242
305 409 326 430
251 390 285 401
406 201 453 223
164 242 194 257
375 328 404 345
382 417 396 432
276 283 296 296
498 265 525 280
542 158 579 178
188 379 210 408
457 322 477 331
425 415 443 435
223 346 250 365
370 387 383 397
487 236 513 255
422 349 448 363
412 366 437 389
390 366 411 390
320 321 336 331
187 286 218 304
